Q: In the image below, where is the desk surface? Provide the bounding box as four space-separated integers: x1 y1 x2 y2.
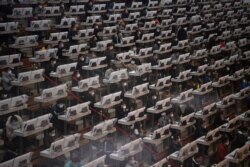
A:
196 135 221 146
40 144 80 159
171 121 196 131
124 91 149 99
118 115 147 126
0 104 28 116
83 128 116 141
34 94 67 103
58 111 91 122
14 123 52 137
143 133 171 145
71 84 100 93
94 100 122 109
169 150 197 162
82 64 108 70
171 96 194 104
147 105 172 114
11 78 44 87
110 148 142 161
0 62 23 69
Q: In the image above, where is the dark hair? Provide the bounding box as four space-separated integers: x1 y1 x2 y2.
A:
10 115 18 122
50 58 56 62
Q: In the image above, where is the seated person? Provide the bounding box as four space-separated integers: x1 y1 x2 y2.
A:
1 68 16 95
5 114 23 142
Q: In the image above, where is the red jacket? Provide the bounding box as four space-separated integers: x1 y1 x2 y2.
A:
215 143 228 163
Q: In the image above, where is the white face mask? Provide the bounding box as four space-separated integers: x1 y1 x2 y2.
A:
76 74 81 78
90 91 95 95
50 131 56 137
122 105 126 109
59 104 64 108
131 61 135 64
60 44 64 48
8 70 12 74
170 113 174 117
81 57 85 61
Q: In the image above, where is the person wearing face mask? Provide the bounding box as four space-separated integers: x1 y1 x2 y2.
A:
240 79 249 89
154 28 161 37
169 135 181 154
51 100 66 135
104 43 116 64
85 0 94 16
134 29 142 41
116 102 130 119
185 153 204 167
125 157 139 167
177 26 187 41
57 41 69 63
76 54 88 76
93 23 101 40
214 136 230 163
43 58 58 88
5 115 23 141
1 68 16 95
72 70 82 87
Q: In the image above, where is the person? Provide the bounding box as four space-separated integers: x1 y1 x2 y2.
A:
113 30 123 44
1 68 16 95
5 115 23 141
153 40 161 51
104 43 116 64
68 22 78 45
105 63 116 80
177 26 187 41
154 27 161 37
64 153 83 167
51 100 66 135
125 157 139 167
240 79 250 89
116 102 130 119
158 112 169 128
122 8 129 19
76 54 89 76
213 112 227 129
57 41 69 63
185 153 204 167
169 135 181 154
71 70 81 87
43 58 58 87
214 136 230 163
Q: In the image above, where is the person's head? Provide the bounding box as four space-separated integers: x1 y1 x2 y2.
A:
161 112 166 118
71 154 80 164
172 135 181 144
50 58 57 65
221 136 230 146
71 22 76 30
107 43 114 50
88 88 95 95
128 156 137 165
78 54 85 62
4 67 12 74
193 153 203 165
56 100 65 109
58 41 64 48
10 115 18 123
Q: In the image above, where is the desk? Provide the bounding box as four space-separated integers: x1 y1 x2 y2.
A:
171 96 194 104
72 83 100 93
151 64 172 71
0 104 28 116
0 30 19 34
192 88 213 109
40 144 80 159
130 53 153 60
26 27 50 32
110 148 142 161
143 133 171 145
12 78 44 87
14 123 52 154
34 94 67 103
124 90 149 99
9 43 38 49
0 62 23 69
169 150 197 163
118 115 147 126
83 128 116 141
50 72 74 78
216 101 235 110
94 100 122 109
149 82 172 91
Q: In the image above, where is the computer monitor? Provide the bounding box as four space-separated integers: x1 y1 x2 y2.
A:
84 155 106 167
8 54 21 64
22 118 37 132
111 91 122 103
12 152 33 167
31 69 44 81
17 71 30 83
36 114 51 128
0 159 14 167
0 98 12 112
64 133 80 148
50 139 65 153
10 94 28 108
101 94 113 106
78 101 90 114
